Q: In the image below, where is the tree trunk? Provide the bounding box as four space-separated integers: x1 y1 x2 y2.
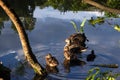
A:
83 0 120 14
0 0 47 76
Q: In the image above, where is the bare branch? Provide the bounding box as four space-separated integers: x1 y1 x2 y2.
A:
83 0 120 14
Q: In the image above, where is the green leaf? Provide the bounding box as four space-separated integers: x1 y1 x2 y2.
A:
107 77 115 80
80 27 84 33
80 18 86 33
86 67 100 80
114 25 120 32
88 17 104 26
80 18 86 27
70 21 79 33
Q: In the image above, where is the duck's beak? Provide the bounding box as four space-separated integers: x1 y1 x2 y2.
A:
80 47 87 52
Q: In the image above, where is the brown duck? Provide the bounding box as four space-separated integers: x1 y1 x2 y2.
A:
65 33 88 53
45 53 59 67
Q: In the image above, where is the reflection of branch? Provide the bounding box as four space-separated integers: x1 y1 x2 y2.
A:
83 0 120 14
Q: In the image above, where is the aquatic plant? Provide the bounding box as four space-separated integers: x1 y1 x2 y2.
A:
70 18 86 33
114 25 120 32
88 17 104 27
86 67 120 80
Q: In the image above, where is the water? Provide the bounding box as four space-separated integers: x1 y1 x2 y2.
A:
0 6 120 80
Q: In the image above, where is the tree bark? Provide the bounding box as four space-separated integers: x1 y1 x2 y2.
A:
0 0 47 76
83 0 120 14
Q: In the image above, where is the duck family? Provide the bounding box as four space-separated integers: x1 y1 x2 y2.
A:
45 33 93 73
64 33 88 60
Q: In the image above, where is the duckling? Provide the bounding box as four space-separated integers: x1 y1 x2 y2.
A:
45 53 59 67
87 50 96 61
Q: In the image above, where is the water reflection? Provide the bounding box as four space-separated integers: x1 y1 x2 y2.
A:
0 5 120 80
0 0 36 33
63 59 86 73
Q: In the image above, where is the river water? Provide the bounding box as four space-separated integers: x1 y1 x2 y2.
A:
0 6 120 80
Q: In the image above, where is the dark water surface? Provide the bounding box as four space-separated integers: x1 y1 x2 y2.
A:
0 6 120 80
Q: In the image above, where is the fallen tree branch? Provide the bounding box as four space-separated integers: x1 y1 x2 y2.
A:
83 0 120 14
0 0 47 76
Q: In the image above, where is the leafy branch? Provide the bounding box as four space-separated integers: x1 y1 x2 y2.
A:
86 67 120 80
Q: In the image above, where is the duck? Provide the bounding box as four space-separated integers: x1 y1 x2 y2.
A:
45 53 59 67
65 33 87 46
69 33 88 44
87 50 96 61
64 46 71 60
64 46 78 60
65 33 88 54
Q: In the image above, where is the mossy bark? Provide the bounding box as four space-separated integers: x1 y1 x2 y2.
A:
0 0 47 76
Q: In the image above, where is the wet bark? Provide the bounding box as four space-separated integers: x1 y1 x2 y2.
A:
0 0 47 76
83 0 120 14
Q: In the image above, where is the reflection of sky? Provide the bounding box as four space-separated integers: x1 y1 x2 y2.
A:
34 6 104 20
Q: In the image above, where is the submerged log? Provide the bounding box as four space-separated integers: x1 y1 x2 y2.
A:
91 64 119 68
